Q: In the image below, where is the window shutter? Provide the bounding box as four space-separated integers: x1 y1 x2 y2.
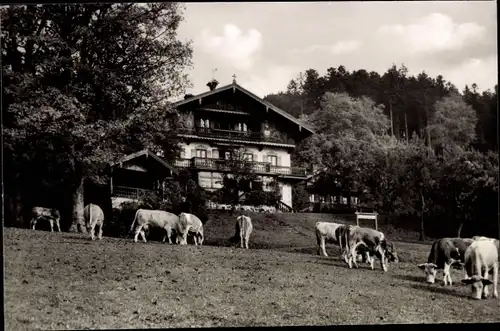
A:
207 149 212 158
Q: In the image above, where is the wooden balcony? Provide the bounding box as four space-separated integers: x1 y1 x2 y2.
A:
112 186 153 200
174 157 308 178
178 127 295 145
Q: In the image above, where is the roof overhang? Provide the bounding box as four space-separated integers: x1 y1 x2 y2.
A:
173 83 315 135
110 149 178 175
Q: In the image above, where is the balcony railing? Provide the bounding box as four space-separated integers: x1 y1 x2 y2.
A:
174 157 307 178
178 127 295 145
112 186 153 200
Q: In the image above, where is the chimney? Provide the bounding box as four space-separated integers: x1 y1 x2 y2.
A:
207 79 219 91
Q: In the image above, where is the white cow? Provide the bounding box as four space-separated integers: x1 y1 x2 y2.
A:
315 222 344 257
233 215 253 249
130 209 179 244
460 237 499 299
177 212 204 246
84 203 105 240
30 207 61 232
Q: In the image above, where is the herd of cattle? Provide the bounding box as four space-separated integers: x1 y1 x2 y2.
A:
30 205 499 300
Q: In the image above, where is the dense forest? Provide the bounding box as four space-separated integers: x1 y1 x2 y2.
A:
265 64 498 240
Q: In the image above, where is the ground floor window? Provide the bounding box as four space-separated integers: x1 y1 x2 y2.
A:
198 172 223 189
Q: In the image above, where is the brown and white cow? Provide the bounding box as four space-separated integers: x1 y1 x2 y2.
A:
345 226 398 272
335 224 369 263
232 215 253 249
130 209 179 244
30 207 61 232
84 203 105 240
460 238 499 300
417 238 472 285
177 212 204 246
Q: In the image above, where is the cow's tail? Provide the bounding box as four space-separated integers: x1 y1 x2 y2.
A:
130 209 141 234
315 224 322 247
89 204 93 228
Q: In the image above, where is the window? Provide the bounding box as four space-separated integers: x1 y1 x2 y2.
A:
225 151 231 160
180 148 186 159
267 155 278 166
196 149 207 158
242 123 247 132
205 119 210 128
199 172 222 189
243 153 253 162
200 118 205 128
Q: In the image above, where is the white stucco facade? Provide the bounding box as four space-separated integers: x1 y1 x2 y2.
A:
176 141 294 208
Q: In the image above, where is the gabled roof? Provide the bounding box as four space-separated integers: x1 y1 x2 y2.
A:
173 82 315 135
110 149 177 174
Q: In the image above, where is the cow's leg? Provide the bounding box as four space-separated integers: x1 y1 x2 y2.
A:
370 254 376 270
48 219 54 232
164 228 173 244
321 237 328 257
140 229 147 243
55 219 61 232
98 224 103 240
245 234 249 249
199 232 204 246
482 268 490 298
443 262 451 286
31 217 39 230
492 262 498 299
90 223 96 240
134 224 144 243
240 230 244 249
378 247 387 272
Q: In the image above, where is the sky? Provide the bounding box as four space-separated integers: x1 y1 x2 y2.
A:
175 1 497 99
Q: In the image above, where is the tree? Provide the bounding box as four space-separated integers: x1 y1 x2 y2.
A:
427 95 478 156
214 147 259 213
2 4 193 230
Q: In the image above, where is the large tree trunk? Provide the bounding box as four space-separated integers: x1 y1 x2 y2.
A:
69 176 86 233
13 188 25 228
419 189 425 241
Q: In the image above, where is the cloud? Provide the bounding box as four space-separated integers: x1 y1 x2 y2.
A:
441 55 497 92
239 65 300 98
376 13 486 53
289 40 361 55
330 40 361 55
198 24 262 70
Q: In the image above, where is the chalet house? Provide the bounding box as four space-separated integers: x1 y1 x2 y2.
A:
172 78 315 211
109 78 315 211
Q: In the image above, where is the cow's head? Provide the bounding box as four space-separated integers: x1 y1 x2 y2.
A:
461 275 493 300
385 242 398 263
417 263 439 283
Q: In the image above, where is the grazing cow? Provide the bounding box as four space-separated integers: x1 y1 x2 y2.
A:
130 209 179 244
30 207 61 232
345 226 398 272
84 204 105 240
178 212 204 246
460 238 499 300
335 224 366 263
417 238 473 285
315 222 343 257
232 215 253 249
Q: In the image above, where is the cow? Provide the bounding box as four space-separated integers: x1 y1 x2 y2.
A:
315 222 344 257
335 224 365 263
84 204 105 240
345 226 398 272
30 207 61 232
177 212 204 246
231 215 253 249
130 209 179 244
459 238 499 300
417 238 473 285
